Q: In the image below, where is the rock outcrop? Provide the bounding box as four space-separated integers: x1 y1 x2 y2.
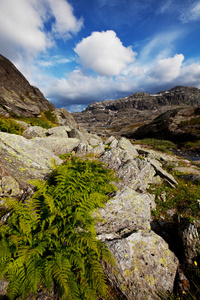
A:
0 54 55 117
73 86 200 137
126 107 200 143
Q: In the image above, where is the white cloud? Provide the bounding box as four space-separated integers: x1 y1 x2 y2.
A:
140 30 183 62
0 0 83 61
180 1 200 23
37 55 71 67
74 30 136 76
46 0 83 39
149 54 184 82
0 0 50 59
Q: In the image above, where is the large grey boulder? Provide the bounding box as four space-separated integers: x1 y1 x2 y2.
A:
0 132 62 190
52 108 78 128
100 148 156 191
117 137 138 157
105 230 179 300
95 187 155 241
23 126 47 139
47 126 70 138
32 136 80 156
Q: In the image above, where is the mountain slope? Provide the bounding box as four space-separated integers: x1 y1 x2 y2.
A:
0 54 55 117
73 86 200 137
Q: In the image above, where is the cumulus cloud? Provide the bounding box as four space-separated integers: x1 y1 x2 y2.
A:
0 0 83 61
46 0 83 39
74 30 136 76
149 54 184 82
0 0 49 59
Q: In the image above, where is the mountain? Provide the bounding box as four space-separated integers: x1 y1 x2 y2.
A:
0 54 55 117
73 86 200 137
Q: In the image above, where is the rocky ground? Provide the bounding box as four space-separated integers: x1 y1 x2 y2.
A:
0 120 199 299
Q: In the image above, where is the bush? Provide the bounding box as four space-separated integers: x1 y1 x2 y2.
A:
0 157 117 300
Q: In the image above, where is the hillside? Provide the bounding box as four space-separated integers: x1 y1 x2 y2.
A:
73 86 200 137
0 54 55 117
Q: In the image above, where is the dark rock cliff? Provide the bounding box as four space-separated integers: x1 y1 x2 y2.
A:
0 54 55 117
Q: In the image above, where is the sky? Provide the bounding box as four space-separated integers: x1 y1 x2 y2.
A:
0 0 200 112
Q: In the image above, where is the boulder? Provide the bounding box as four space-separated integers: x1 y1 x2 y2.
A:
148 158 178 186
0 175 20 197
117 137 138 157
23 126 47 139
68 128 88 144
52 108 78 128
0 132 62 190
105 230 179 300
95 187 155 241
47 126 70 138
32 136 80 156
100 148 156 191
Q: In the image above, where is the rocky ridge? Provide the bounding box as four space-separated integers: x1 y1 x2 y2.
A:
73 86 200 137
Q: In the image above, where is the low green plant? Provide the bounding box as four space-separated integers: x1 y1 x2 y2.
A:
133 138 175 154
149 173 200 221
0 157 117 300
0 116 24 135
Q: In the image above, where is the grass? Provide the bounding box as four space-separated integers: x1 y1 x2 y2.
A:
148 171 200 222
133 138 176 154
0 116 24 135
15 111 58 129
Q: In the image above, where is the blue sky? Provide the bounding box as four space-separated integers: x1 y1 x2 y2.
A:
0 0 200 112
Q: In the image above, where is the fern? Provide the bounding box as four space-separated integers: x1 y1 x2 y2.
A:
0 157 117 299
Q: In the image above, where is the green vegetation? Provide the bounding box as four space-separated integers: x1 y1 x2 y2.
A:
133 138 175 154
149 171 200 221
16 111 58 129
0 157 117 300
0 116 24 135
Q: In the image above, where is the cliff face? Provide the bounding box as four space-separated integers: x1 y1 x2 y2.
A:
0 54 55 117
73 86 200 137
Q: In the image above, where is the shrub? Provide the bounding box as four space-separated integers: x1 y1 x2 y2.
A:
0 157 117 300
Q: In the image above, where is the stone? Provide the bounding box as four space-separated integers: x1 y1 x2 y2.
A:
0 175 20 197
178 218 200 264
0 132 62 189
86 133 103 146
95 187 155 241
117 137 138 157
47 126 70 138
52 108 78 128
104 230 179 300
32 137 80 156
23 126 47 139
148 158 178 186
68 128 88 144
100 148 156 191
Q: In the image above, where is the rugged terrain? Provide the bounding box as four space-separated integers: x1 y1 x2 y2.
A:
73 86 200 138
0 55 200 299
